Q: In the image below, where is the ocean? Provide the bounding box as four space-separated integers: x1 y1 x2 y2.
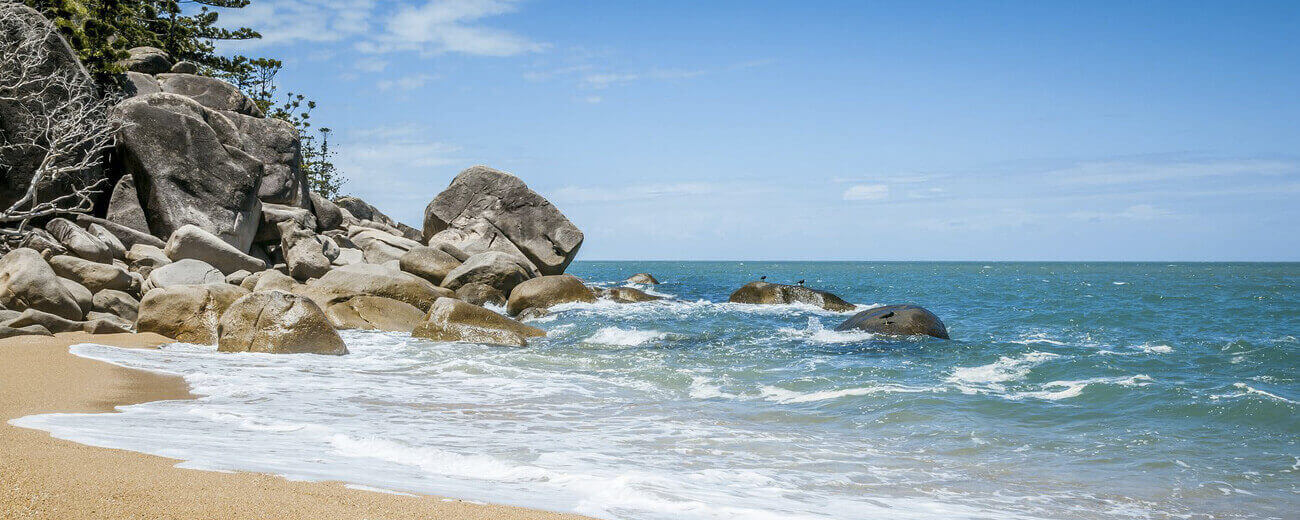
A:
13 261 1299 519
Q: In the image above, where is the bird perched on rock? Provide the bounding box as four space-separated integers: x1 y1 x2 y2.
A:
760 276 767 281
796 279 805 286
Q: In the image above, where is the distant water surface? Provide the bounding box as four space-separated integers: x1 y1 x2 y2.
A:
15 262 1299 519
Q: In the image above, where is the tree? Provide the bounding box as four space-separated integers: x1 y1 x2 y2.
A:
0 3 119 235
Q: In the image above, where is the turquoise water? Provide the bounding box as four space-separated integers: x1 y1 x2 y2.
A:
16 262 1299 519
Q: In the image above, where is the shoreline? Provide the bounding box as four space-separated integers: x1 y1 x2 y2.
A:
0 332 593 520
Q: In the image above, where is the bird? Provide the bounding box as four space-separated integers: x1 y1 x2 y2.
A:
759 276 767 281
796 279 805 286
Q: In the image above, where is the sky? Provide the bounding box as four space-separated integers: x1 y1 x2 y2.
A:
214 0 1300 261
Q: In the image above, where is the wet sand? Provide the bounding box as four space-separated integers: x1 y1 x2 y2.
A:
0 331 593 520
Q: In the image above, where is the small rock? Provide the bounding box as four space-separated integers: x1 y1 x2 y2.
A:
46 218 113 264
603 286 662 303
412 297 544 347
325 295 425 332
506 274 596 316
626 273 660 285
306 263 452 310
440 251 538 296
143 258 224 292
92 289 140 322
0 248 82 320
119 46 172 74
455 282 506 307
399 245 462 286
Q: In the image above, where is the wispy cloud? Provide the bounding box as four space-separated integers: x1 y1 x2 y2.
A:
527 59 772 91
377 73 438 91
842 184 889 201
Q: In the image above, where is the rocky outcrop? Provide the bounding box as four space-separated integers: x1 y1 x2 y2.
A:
309 192 344 231
113 93 262 252
398 246 462 286
728 281 855 312
223 111 306 207
48 255 133 293
92 289 140 322
305 263 451 310
626 273 660 285
334 196 397 229
279 221 333 280
325 295 425 332
45 218 113 264
505 274 596 316
156 73 263 117
216 291 347 355
164 224 266 275
602 286 662 303
412 297 544 347
348 227 421 264
0 248 83 320
121 71 161 97
422 166 583 275
105 174 151 234
143 258 224 292
440 251 537 296
136 283 248 344
119 46 172 74
835 304 950 339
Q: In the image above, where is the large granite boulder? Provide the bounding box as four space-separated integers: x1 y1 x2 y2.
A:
0 4 106 215
155 73 263 117
216 291 347 355
59 277 93 317
45 218 113 264
76 214 164 251
118 46 172 74
325 295 425 332
121 71 161 97
136 283 248 344
455 283 506 307
398 246 462 286
279 222 332 280
255 203 317 243
309 192 344 231
104 174 152 234
305 263 452 310
728 281 855 312
86 222 127 260
440 251 537 295
48 255 133 293
412 297 544 347
126 243 171 275
143 258 224 292
112 93 262 252
835 304 950 339
164 224 266 275
0 248 83 320
422 166 583 275
505 274 596 316
222 110 306 206
17 228 67 256
334 196 397 229
4 308 129 334
92 289 140 322
348 227 421 264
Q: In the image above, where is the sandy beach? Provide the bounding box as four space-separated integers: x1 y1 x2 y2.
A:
0 332 593 520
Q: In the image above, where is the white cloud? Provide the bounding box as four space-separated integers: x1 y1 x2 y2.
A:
1050 159 1298 186
842 184 889 201
332 124 464 225
377 73 438 91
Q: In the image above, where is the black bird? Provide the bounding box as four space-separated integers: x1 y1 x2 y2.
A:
760 276 767 281
797 279 805 286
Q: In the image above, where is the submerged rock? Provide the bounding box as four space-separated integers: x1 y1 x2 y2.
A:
728 281 855 312
602 286 662 303
412 297 544 347
216 291 347 355
626 273 660 285
835 304 949 339
505 274 596 316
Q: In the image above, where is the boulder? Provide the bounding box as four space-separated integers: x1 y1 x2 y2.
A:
0 248 83 320
309 192 344 231
251 270 299 293
17 228 66 256
5 308 82 333
279 222 331 280
626 273 660 285
440 251 538 296
395 223 423 242
422 166 583 275
255 203 318 243
143 258 224 292
412 297 544 347
164 224 266 275
76 214 165 249
92 289 140 322
135 283 248 343
45 218 113 264
104 174 152 235
119 46 171 74
348 227 421 264
505 274 596 316
216 291 347 355
121 71 161 97
428 239 471 262
334 196 397 228
331 248 364 267
225 269 252 286
305 263 452 310
86 223 127 260
455 283 506 307
515 307 549 322
603 286 662 303
0 324 52 339
155 73 262 117
112 93 262 252
727 281 855 312
398 246 462 286
59 277 93 317
325 295 425 332
835 304 950 339
49 255 132 293
126 243 171 274
223 111 306 207
0 4 107 216
170 61 198 74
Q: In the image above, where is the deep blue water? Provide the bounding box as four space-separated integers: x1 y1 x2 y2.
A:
17 261 1299 520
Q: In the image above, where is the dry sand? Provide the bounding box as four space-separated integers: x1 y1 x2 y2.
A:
1 331 594 520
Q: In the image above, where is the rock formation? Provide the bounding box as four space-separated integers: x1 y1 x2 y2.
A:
835 304 950 339
728 281 855 312
412 297 544 347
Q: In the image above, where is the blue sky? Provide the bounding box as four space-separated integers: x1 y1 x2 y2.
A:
217 0 1299 261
